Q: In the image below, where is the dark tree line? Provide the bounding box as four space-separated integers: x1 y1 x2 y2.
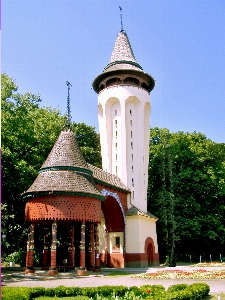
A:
147 127 225 264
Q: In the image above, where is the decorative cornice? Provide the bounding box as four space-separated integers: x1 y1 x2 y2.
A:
104 60 143 71
23 190 105 201
39 166 93 176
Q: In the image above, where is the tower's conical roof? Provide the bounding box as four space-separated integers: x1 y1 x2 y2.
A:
104 31 143 72
23 129 104 201
92 30 155 93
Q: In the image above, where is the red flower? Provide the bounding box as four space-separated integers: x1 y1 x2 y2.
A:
146 289 151 294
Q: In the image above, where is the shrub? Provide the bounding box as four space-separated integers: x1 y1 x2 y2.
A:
167 284 188 293
2 287 30 300
2 250 26 266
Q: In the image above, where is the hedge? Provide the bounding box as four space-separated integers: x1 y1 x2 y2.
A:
1 283 210 300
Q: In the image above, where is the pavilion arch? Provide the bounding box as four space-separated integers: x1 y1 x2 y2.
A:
101 189 126 233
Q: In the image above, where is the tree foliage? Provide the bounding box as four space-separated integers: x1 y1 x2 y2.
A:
148 127 225 263
1 74 101 257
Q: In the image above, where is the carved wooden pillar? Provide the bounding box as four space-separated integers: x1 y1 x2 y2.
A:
105 229 108 267
77 222 87 275
94 224 101 272
41 228 49 269
48 220 58 275
68 225 75 269
88 223 94 270
25 223 35 273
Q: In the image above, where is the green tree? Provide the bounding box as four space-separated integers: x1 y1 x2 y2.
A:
148 127 225 263
1 74 101 260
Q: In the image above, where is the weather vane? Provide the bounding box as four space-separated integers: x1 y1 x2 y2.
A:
66 81 72 128
119 6 124 31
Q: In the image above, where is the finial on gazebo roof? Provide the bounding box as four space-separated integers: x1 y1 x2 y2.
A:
119 6 124 32
66 81 72 128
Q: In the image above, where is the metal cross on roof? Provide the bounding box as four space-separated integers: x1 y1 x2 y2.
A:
66 81 72 128
119 6 124 32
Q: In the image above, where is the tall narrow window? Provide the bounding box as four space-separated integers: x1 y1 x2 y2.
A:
116 131 117 138
131 131 132 138
130 109 132 116
115 110 117 116
130 120 132 126
115 142 117 149
116 154 118 161
116 166 118 174
131 154 133 161
132 166 134 172
131 142 133 149
132 178 134 187
115 119 118 127
133 191 134 199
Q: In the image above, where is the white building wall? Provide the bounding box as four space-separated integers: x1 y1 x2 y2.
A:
126 216 158 253
98 85 151 212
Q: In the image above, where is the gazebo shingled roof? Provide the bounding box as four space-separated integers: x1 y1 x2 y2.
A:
23 129 104 200
88 163 130 193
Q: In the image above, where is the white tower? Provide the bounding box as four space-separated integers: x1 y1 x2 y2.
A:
93 30 155 213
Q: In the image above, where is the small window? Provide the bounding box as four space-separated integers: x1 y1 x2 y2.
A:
116 166 118 173
130 109 132 116
133 191 134 199
113 237 120 252
115 110 117 116
131 154 133 161
131 131 132 138
132 166 134 172
115 142 117 149
131 142 133 149
116 131 117 138
132 178 134 187
115 119 118 127
130 120 132 126
116 154 118 161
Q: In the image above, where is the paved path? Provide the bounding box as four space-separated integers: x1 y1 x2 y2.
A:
2 267 225 294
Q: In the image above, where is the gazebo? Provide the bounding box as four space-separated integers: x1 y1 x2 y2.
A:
23 128 105 275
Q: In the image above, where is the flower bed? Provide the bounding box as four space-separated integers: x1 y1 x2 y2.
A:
191 262 225 267
134 269 225 279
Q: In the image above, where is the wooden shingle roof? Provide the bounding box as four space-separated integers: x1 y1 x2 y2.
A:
88 163 130 193
23 130 104 201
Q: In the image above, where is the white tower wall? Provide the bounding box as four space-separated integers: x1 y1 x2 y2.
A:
98 85 150 212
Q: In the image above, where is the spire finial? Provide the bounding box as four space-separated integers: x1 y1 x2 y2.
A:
119 6 124 32
66 81 72 128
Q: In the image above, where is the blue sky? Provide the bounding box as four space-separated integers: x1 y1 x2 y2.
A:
2 0 225 143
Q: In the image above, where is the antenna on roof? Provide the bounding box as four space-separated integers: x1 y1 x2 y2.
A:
119 6 124 32
66 81 72 128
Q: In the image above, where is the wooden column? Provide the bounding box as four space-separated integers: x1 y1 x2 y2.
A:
88 223 94 270
48 220 58 275
68 225 75 269
105 229 108 267
94 224 101 272
25 223 35 273
77 222 87 275
41 228 49 270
